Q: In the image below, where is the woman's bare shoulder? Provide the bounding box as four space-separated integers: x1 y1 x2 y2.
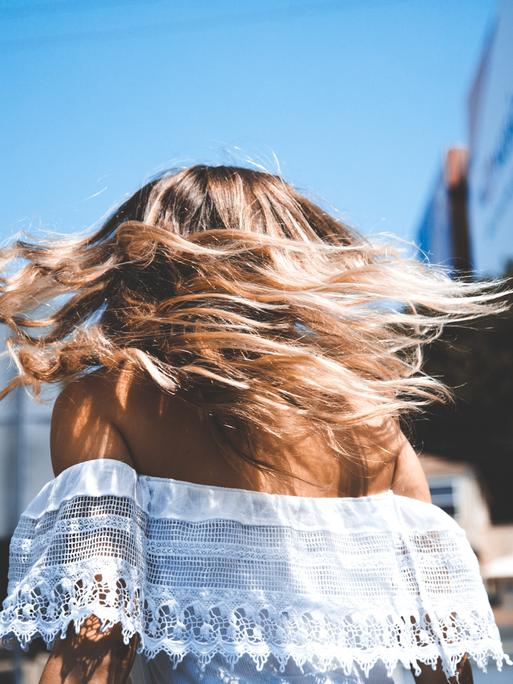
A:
390 429 432 503
342 396 431 502
355 407 431 503
54 365 162 420
50 367 138 477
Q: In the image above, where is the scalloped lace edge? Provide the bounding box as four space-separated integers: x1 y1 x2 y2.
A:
1 607 511 680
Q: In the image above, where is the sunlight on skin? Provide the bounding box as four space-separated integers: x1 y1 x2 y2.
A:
69 393 93 442
113 367 132 412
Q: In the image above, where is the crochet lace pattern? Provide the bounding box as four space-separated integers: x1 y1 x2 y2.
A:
0 458 510 680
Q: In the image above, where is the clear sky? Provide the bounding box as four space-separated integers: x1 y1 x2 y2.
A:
0 0 497 249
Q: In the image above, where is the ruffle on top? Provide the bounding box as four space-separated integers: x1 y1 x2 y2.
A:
0 458 510 680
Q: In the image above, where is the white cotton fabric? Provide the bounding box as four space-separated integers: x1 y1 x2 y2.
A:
0 458 510 683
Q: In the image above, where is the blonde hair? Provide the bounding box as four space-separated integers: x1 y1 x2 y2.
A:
0 165 510 486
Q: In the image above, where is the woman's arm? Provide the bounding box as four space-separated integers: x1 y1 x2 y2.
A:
40 616 139 684
390 426 431 503
40 373 138 684
412 655 474 684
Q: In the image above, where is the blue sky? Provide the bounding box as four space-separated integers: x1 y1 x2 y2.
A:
0 0 497 249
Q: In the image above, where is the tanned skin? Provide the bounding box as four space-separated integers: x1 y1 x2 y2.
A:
41 366 472 683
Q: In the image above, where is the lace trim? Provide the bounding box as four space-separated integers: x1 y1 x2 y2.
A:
1 562 510 679
0 458 511 680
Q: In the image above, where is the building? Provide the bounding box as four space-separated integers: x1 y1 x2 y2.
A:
416 147 473 274
416 1 513 276
467 0 513 276
0 325 57 601
421 453 513 595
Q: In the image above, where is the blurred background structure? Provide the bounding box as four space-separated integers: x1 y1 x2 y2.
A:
413 0 513 596
416 0 513 277
1 0 513 681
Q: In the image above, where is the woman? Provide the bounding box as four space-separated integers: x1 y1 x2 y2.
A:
0 164 511 683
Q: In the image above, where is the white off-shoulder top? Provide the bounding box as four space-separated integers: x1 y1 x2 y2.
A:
0 458 510 683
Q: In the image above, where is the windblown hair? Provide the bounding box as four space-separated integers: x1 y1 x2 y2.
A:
0 165 510 485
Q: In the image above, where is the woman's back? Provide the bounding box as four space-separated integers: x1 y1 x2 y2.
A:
61 365 397 499
5 375 504 683
41 367 477 684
